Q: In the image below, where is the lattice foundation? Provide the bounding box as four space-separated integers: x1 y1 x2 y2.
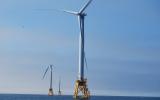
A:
73 79 90 99
48 88 54 96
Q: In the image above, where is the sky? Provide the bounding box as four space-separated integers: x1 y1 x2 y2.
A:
0 0 160 97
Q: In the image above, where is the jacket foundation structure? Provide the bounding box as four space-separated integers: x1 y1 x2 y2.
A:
48 88 53 96
73 79 90 99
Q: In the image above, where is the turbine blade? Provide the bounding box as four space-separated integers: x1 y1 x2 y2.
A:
42 66 49 79
79 0 93 13
62 10 78 15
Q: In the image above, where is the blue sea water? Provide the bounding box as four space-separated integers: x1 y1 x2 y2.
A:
0 94 159 100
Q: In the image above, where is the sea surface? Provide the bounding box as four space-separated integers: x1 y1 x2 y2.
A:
0 94 159 100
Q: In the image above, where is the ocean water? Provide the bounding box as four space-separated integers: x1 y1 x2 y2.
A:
0 94 159 100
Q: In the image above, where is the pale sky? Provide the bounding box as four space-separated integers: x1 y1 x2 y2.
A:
0 0 160 97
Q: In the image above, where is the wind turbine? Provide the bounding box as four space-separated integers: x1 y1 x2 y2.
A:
42 65 54 96
58 77 62 95
63 0 92 98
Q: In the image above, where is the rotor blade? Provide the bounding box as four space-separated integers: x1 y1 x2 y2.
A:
34 8 77 15
42 66 49 79
84 52 88 71
62 10 78 15
79 0 93 13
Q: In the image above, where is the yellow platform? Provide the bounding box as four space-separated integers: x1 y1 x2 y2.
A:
48 88 54 96
73 79 90 99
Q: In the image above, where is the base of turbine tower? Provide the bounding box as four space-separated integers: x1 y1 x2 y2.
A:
58 91 62 95
48 88 54 96
73 79 90 99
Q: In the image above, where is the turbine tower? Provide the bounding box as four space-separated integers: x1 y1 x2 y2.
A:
58 77 62 95
42 65 54 96
63 0 92 98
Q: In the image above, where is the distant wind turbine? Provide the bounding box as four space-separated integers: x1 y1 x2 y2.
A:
58 77 62 95
42 65 54 96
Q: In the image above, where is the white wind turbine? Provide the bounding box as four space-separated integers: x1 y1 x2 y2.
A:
63 0 93 98
42 65 54 96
